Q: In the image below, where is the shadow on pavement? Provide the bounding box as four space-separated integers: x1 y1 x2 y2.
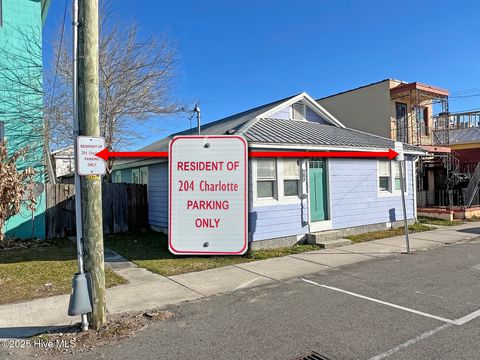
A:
0 325 77 339
458 227 480 235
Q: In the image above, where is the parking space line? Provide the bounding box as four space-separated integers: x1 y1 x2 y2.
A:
454 309 480 325
366 323 452 360
301 278 457 324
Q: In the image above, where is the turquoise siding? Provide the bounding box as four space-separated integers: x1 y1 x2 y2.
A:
329 156 415 229
1 0 46 238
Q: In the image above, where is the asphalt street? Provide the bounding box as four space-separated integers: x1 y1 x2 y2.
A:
6 235 480 360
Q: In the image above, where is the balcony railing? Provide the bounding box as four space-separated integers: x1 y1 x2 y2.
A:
391 124 450 146
433 111 480 131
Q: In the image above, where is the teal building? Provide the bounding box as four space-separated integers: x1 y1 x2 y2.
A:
0 0 50 239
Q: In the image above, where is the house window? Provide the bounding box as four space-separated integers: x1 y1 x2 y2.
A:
113 171 122 183
0 0 3 27
393 160 406 191
378 160 407 193
283 158 300 196
423 107 429 136
396 102 408 142
140 166 148 185
132 169 140 184
292 102 305 120
256 158 276 198
255 158 303 201
0 121 4 141
378 160 391 191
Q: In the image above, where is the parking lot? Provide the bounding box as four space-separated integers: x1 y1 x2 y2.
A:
39 233 478 360
6 234 480 360
300 237 480 359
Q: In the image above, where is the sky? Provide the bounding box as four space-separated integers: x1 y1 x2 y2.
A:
43 0 480 150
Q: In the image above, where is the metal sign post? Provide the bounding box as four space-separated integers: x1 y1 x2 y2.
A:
169 135 248 255
68 0 90 331
69 135 106 326
395 141 410 254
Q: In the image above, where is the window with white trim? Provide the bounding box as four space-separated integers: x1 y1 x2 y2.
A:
255 158 303 202
256 158 276 198
132 169 140 184
113 171 122 183
378 160 391 191
283 158 300 196
292 102 305 120
378 160 407 193
393 160 406 191
140 166 148 185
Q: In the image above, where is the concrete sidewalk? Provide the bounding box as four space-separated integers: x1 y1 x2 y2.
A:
1 222 479 338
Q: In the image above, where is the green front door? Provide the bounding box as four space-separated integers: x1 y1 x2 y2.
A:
309 160 328 222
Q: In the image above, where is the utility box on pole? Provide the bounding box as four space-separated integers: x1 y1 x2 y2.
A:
77 0 107 329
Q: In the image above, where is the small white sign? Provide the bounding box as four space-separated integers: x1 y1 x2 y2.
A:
77 136 106 176
169 135 248 255
394 141 404 161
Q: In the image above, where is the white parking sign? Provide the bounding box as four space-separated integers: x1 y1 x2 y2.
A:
77 136 106 176
169 136 248 255
394 141 404 161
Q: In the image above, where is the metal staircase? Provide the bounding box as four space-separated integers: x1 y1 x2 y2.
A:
465 162 480 208
445 151 462 188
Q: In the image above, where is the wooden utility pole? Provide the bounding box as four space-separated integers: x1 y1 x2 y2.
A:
77 0 106 329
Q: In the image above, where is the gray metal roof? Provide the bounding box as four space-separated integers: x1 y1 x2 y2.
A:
449 128 480 145
115 94 424 170
243 118 423 152
116 94 299 168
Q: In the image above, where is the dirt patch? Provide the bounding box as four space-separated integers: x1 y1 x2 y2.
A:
27 309 174 358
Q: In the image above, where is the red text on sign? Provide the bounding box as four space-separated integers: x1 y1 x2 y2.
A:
195 218 220 228
187 200 229 210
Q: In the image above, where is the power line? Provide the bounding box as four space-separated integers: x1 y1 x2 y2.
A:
450 93 480 100
450 86 480 96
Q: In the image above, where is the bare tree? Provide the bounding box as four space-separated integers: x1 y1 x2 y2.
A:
0 25 54 181
0 143 36 241
49 3 180 152
0 3 180 182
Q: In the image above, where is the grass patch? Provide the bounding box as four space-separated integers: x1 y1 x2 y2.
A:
418 216 461 227
346 223 433 244
105 233 320 277
0 238 127 305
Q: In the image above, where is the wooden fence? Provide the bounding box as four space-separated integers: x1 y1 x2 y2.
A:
45 183 148 239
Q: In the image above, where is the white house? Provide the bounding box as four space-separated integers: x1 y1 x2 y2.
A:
51 146 75 180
